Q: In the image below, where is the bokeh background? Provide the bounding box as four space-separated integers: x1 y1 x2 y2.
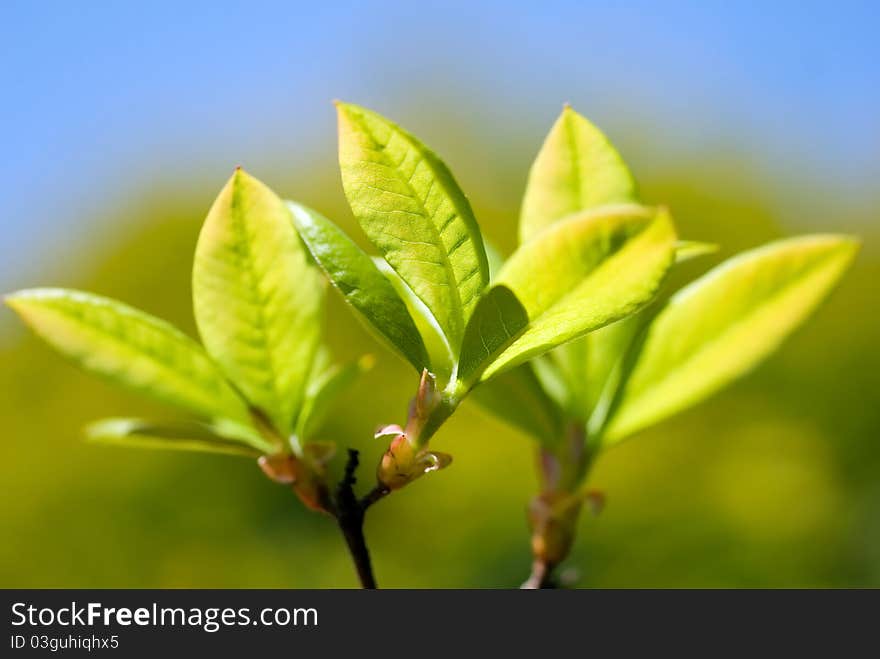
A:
2 1 878 587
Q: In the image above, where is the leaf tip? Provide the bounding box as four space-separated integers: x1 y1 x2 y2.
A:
3 289 36 314
83 417 127 442
3 291 22 309
334 101 375 128
832 234 861 266
651 205 678 239
334 99 357 116
230 165 249 181
559 102 583 123
225 167 271 202
674 240 721 265
801 233 861 264
225 165 249 192
334 100 358 130
82 424 102 443
839 234 862 251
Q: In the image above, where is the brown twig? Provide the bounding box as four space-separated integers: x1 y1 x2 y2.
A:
334 449 390 589
360 483 391 510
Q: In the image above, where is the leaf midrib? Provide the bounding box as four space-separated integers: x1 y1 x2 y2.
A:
348 109 466 344
229 181 286 424
563 110 584 217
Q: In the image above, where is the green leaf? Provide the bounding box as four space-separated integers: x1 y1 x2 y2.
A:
297 354 374 440
469 364 563 443
5 288 251 425
336 102 489 351
516 106 647 416
520 105 637 243
604 234 859 443
192 169 323 436
556 241 719 422
86 418 263 457
551 316 641 419
289 201 429 372
433 239 512 388
457 285 528 387
481 204 677 380
374 258 456 380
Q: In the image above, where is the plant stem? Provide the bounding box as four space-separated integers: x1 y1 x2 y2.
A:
334 449 390 589
337 510 376 588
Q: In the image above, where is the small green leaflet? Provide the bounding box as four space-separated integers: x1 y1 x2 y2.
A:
5 288 251 426
603 234 859 443
457 285 528 387
290 201 429 372
519 105 637 243
193 169 323 436
373 257 456 380
675 240 719 264
336 102 489 352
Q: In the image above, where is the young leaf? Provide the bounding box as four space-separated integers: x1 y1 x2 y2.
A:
603 234 859 443
297 354 374 440
481 204 676 380
5 288 251 425
290 201 429 372
564 241 720 422
193 169 323 436
516 107 647 414
551 316 641 419
336 102 489 351
457 285 529 387
374 258 456 379
469 364 563 444
86 418 263 457
454 239 512 384
520 105 637 243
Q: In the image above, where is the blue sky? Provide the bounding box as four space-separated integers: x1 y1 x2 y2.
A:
2 1 877 288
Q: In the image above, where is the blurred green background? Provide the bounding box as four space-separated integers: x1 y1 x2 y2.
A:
1 1 878 587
